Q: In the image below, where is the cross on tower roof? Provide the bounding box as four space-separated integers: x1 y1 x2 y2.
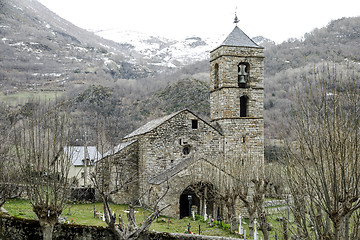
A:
234 9 240 25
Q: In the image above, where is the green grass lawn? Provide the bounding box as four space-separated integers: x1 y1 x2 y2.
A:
3 199 289 239
0 91 63 106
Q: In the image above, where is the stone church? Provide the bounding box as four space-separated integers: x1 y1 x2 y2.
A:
104 24 264 219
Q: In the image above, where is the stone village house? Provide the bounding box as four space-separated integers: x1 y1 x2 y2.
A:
100 25 264 220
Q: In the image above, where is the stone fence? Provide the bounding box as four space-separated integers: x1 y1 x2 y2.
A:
0 214 241 240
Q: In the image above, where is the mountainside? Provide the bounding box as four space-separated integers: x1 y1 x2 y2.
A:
66 78 210 145
264 17 360 77
0 0 270 94
263 16 360 138
0 0 163 93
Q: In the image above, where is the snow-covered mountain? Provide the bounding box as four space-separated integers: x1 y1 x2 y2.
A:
93 29 223 68
93 29 274 68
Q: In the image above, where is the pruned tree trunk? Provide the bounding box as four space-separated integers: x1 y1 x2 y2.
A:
39 219 57 240
230 216 237 233
248 206 256 237
344 213 350 240
283 218 288 240
257 209 269 240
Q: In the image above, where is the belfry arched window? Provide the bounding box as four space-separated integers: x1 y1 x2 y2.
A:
214 63 219 89
238 63 249 88
240 96 248 117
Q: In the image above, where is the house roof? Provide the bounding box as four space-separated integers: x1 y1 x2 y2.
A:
220 26 260 48
65 146 101 166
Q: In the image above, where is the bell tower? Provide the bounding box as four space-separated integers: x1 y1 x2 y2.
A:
210 21 264 171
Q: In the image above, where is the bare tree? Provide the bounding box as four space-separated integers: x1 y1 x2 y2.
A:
284 65 360 240
92 153 169 240
225 150 269 239
14 101 74 240
253 178 270 240
0 106 20 209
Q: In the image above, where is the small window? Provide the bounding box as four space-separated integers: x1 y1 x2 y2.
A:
183 146 190 155
214 63 219 89
240 96 248 117
192 119 198 129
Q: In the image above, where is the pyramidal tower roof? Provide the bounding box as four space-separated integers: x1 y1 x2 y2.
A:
221 26 260 48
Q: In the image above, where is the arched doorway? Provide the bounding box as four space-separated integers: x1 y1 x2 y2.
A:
179 182 215 219
179 188 199 219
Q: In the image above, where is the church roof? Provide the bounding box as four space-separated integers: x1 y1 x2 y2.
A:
102 140 137 157
123 109 222 140
221 26 260 48
147 156 196 185
123 110 183 139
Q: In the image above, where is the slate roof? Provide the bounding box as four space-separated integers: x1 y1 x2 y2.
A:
221 26 260 48
124 109 223 140
147 157 197 185
123 110 185 139
65 146 101 166
147 157 227 185
102 140 137 157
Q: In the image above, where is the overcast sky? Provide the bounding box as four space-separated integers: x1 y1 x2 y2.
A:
37 0 359 43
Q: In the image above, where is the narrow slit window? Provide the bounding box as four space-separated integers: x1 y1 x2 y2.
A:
192 119 198 129
240 96 248 117
214 63 219 89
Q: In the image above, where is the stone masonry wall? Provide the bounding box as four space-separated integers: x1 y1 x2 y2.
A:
209 44 265 177
109 141 140 204
210 88 263 120
0 215 241 240
209 46 264 90
136 110 224 218
218 118 264 174
209 46 264 121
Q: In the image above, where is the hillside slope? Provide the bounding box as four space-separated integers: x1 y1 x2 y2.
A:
264 17 360 138
67 78 210 144
264 17 360 77
0 0 159 93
